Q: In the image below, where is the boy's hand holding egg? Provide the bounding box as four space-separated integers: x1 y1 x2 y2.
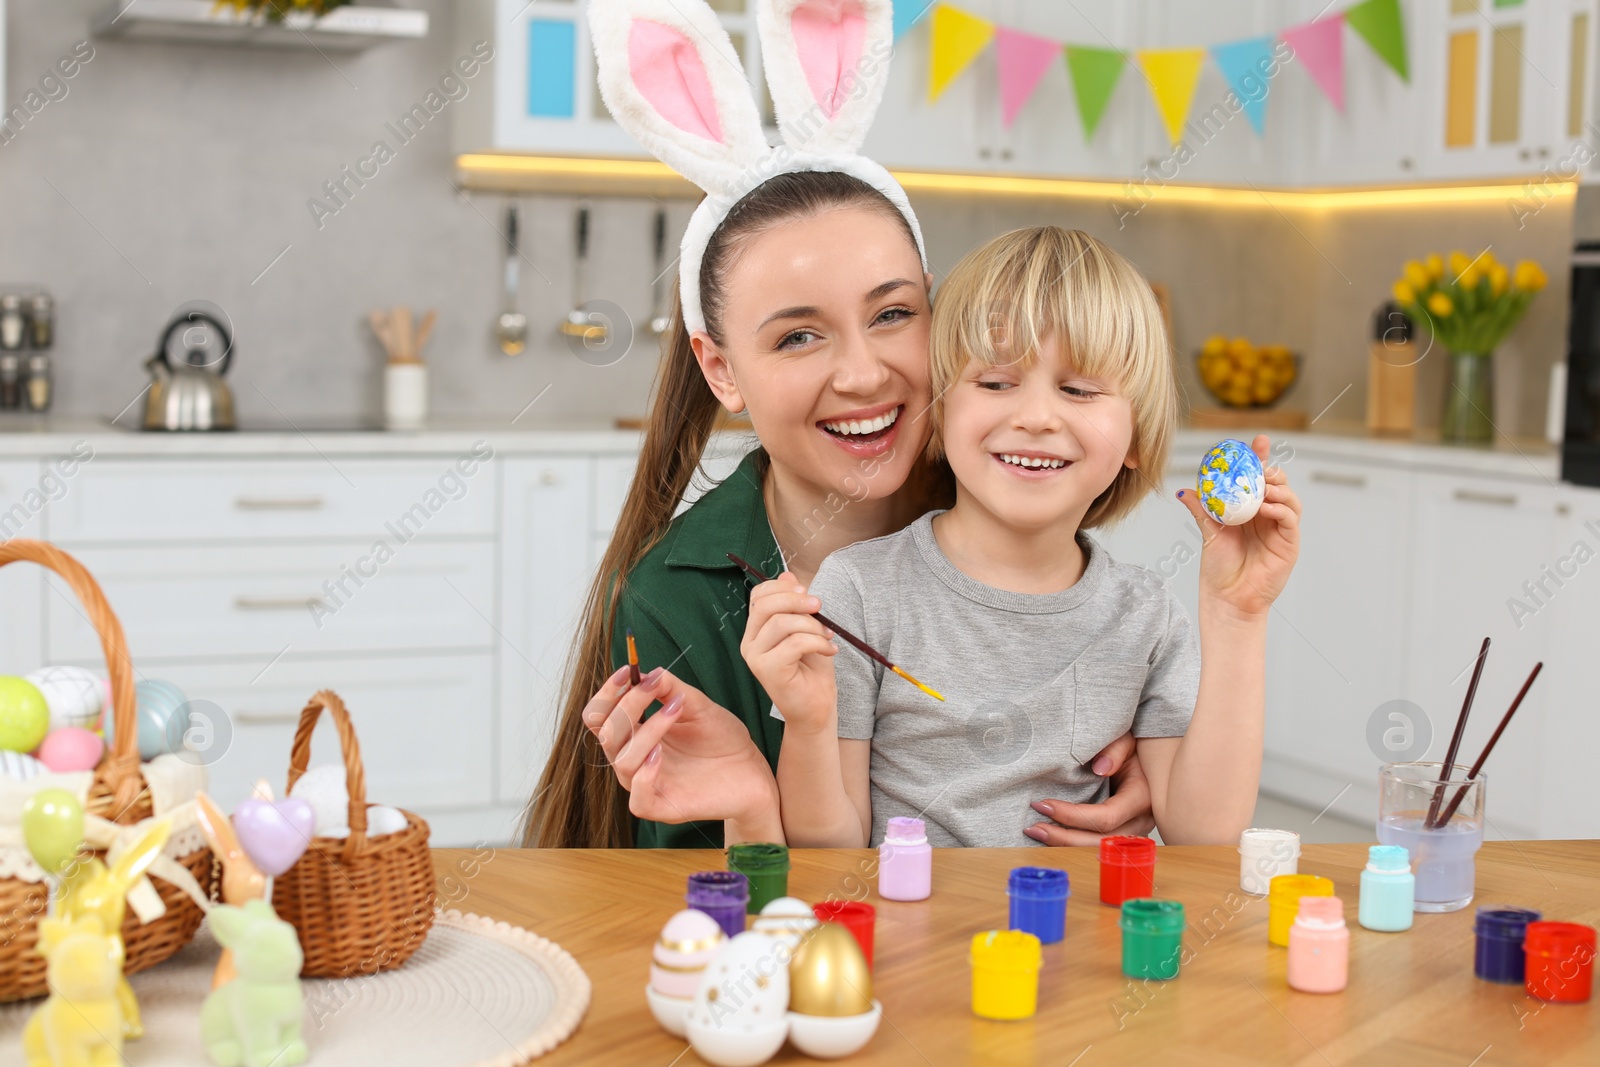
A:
1178 435 1302 619
740 574 839 735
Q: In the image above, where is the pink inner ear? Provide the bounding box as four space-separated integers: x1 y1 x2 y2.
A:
790 0 868 120
629 19 725 144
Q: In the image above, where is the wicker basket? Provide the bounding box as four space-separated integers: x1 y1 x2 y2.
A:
0 539 215 1003
271 689 435 979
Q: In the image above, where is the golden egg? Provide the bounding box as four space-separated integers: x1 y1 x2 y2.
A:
788 923 873 1018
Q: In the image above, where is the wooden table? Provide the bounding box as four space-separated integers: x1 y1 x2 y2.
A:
432 843 1599 1066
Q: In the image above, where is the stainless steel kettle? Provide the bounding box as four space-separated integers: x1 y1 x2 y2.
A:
143 311 236 430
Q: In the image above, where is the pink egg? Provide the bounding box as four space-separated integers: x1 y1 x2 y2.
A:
36 727 105 773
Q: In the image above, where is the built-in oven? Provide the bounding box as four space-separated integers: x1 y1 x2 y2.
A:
1564 242 1600 486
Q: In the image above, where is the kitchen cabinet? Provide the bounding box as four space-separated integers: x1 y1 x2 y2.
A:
0 461 47 677
1536 490 1600 839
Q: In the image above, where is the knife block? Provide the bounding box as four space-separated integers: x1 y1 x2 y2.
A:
1367 339 1417 434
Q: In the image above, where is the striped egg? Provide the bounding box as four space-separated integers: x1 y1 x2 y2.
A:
0 749 45 780
25 666 103 732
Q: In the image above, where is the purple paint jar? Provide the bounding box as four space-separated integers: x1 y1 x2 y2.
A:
878 817 932 901
686 870 749 940
1475 905 1542 984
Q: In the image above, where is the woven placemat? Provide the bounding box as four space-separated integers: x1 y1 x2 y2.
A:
0 909 590 1066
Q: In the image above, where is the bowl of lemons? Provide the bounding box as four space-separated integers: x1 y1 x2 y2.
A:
1195 335 1299 408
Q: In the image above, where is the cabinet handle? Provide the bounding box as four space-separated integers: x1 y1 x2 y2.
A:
234 595 328 611
1453 488 1517 508
236 709 301 724
1400 157 1414 170
540 469 560 486
1311 470 1368 488
234 496 326 511
1519 148 1532 161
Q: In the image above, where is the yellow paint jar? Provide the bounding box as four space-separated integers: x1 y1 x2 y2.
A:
1268 874 1334 947
970 929 1042 1020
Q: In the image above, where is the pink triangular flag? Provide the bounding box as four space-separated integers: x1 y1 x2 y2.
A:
996 27 1062 128
1281 14 1345 111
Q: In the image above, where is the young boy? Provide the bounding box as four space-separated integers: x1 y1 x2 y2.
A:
742 227 1301 847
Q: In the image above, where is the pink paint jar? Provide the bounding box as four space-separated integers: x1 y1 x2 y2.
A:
1287 895 1349 994
878 816 931 901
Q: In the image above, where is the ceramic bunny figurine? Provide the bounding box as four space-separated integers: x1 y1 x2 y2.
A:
194 791 267 990
57 816 172 1040
200 899 307 1067
22 915 125 1067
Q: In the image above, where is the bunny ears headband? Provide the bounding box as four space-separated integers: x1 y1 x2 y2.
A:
588 0 928 335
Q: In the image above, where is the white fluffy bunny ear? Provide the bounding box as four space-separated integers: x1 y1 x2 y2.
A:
588 0 770 198
758 0 892 155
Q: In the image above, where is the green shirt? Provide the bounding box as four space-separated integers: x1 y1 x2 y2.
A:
612 447 785 848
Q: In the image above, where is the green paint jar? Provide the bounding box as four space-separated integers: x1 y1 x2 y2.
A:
1120 898 1185 980
727 842 789 914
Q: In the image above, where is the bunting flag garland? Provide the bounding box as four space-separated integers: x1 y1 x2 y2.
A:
1208 36 1277 135
899 0 1409 143
1345 0 1408 81
1065 46 1126 140
1136 48 1206 147
1281 15 1347 111
996 27 1063 128
928 5 995 102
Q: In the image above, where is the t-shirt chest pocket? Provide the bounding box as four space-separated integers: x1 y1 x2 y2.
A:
1070 662 1148 766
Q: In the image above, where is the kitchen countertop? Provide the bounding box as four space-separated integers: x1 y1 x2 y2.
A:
0 413 1567 484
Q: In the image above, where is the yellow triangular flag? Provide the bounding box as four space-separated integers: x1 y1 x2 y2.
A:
1136 48 1206 146
929 4 996 102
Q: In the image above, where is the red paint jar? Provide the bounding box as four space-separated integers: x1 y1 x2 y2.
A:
813 900 876 970
1524 921 1596 1003
1100 835 1157 907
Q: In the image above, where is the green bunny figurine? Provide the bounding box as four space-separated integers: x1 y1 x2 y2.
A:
199 899 307 1067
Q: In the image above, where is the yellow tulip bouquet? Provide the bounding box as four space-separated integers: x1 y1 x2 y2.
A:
1391 250 1547 355
211 0 349 18
1389 249 1548 442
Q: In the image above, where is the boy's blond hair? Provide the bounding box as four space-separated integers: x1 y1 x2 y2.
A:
928 226 1178 529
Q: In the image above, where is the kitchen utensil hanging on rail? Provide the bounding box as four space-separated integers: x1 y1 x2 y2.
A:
559 203 606 345
495 202 527 356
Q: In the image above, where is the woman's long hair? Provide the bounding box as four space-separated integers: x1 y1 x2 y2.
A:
521 171 921 848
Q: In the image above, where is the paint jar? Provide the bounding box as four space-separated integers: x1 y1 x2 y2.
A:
1008 867 1069 946
1238 828 1300 895
878 816 932 901
1268 874 1334 947
812 900 876 970
1524 921 1596 1003
1099 835 1156 906
970 930 1041 1020
1358 845 1415 932
1120 899 1185 980
726 842 789 915
686 870 748 940
1287 896 1350 993
1474 906 1541 983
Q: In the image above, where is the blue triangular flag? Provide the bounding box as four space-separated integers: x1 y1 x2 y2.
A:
1209 35 1276 136
893 0 937 40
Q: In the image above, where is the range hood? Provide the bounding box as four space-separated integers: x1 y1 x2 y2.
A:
93 1 427 50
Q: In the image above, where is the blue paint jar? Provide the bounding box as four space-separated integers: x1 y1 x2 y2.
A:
1475 905 1542 983
1008 866 1069 945
1358 845 1415 932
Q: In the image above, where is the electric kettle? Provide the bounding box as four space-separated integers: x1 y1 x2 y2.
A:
142 310 236 430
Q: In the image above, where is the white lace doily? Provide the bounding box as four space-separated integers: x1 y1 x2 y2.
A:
0 910 591 1065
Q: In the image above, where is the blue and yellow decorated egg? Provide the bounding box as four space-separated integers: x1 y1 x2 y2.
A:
1197 439 1265 526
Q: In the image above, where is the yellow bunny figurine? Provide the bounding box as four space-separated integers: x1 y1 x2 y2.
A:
56 816 172 1041
22 915 125 1067
194 791 267 991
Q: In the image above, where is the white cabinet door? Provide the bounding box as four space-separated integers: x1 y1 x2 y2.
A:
1404 472 1560 838
497 457 594 812
1538 489 1600 838
1260 460 1415 820
0 460 47 675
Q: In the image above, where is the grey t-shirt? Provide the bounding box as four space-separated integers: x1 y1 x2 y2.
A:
783 510 1200 848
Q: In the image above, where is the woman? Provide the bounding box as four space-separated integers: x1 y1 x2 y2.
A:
520 170 1154 849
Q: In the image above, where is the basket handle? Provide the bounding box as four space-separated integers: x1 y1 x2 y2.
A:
285 689 370 864
0 539 141 813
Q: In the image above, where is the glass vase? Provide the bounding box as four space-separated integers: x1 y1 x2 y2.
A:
1441 350 1494 444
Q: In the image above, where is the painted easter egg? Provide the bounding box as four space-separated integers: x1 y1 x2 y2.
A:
36 727 105 773
685 931 790 1067
1197 439 1266 526
25 666 103 732
0 749 45 780
751 896 817 951
0 677 49 753
290 763 351 837
647 908 726 1037
365 804 410 837
102 678 189 760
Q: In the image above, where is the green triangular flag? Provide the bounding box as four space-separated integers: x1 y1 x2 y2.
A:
1346 0 1408 82
1065 46 1126 140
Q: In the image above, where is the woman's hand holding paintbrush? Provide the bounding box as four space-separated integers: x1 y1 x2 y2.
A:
741 573 843 734
579 662 783 844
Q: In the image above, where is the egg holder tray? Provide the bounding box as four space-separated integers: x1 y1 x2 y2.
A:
0 908 592 1065
0 538 216 1003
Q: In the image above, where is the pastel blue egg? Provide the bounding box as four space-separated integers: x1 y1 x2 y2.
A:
104 679 189 760
1197 439 1265 526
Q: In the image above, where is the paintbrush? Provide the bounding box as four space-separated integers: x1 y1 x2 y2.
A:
727 552 944 702
625 628 641 687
